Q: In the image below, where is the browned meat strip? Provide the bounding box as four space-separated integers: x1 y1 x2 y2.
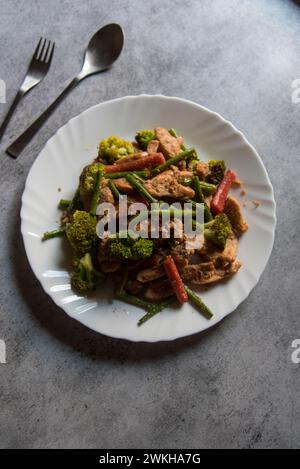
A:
182 259 241 285
223 196 248 235
173 167 193 183
125 280 143 295
147 139 160 154
154 127 182 158
137 265 166 283
95 150 146 164
172 233 241 285
100 180 114 204
172 233 238 267
195 162 209 180
143 169 195 199
171 241 195 269
113 151 147 165
82 178 113 211
144 279 174 301
113 178 135 194
200 234 238 265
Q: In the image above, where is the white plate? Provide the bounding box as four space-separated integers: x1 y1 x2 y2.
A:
21 95 276 342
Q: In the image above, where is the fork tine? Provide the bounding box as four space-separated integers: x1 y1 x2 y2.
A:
43 40 51 62
33 37 43 60
38 38 47 61
46 41 55 65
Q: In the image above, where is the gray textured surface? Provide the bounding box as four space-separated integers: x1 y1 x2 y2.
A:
0 0 299 449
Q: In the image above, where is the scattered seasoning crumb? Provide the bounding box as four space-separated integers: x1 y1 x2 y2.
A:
252 200 260 208
240 189 247 196
232 179 243 188
57 187 61 192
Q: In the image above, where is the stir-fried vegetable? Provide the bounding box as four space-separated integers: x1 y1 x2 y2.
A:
151 149 195 176
211 170 236 214
169 128 187 151
137 299 173 326
116 266 173 325
108 179 122 200
104 153 165 173
181 178 217 194
163 255 188 304
43 126 248 327
68 188 83 213
204 213 232 249
90 166 104 216
108 234 154 260
206 160 226 185
42 226 66 241
98 136 134 163
79 163 102 202
135 130 156 150
126 173 157 203
65 210 97 256
58 199 71 210
105 170 149 179
71 253 104 293
184 285 213 319
192 176 213 222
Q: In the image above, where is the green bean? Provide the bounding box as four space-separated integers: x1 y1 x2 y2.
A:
108 179 122 200
58 199 71 210
169 128 188 151
185 285 213 319
90 168 102 216
126 174 158 204
137 299 174 326
192 176 213 222
68 188 83 213
151 149 196 176
117 291 151 309
105 170 149 179
182 179 216 194
197 181 217 193
42 227 66 241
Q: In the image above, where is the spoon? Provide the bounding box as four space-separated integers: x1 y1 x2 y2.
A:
6 24 124 158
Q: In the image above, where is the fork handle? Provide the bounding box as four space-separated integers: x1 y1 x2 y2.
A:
6 76 80 158
0 89 25 143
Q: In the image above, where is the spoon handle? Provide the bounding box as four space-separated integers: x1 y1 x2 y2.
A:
6 76 81 158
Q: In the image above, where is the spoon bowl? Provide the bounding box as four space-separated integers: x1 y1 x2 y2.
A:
82 23 124 77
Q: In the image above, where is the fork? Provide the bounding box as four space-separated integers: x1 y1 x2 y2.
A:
0 37 55 142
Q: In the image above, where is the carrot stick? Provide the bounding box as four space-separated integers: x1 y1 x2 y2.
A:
105 153 165 174
211 170 236 214
163 255 188 304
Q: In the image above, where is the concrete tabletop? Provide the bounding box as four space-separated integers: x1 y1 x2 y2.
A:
0 0 299 449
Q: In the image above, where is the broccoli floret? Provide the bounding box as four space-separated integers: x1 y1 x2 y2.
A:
135 130 156 150
79 163 105 211
188 159 198 170
66 210 97 256
98 136 134 163
206 160 226 185
70 253 103 293
79 163 100 201
108 234 154 260
204 213 232 249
